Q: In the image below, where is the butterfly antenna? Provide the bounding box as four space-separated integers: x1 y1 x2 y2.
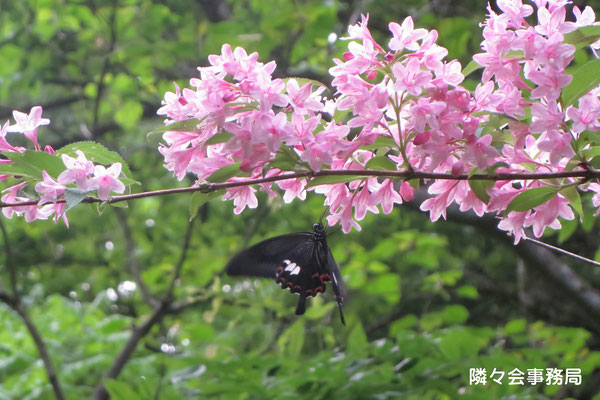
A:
319 206 331 225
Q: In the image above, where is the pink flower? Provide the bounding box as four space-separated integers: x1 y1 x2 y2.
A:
222 182 258 214
388 17 428 52
35 171 65 205
286 79 325 115
345 14 384 52
88 163 126 200
524 194 574 237
277 178 306 203
1 182 38 221
392 58 432 96
369 179 403 214
498 211 529 244
58 150 95 190
326 201 361 233
0 121 24 153
7 106 50 150
566 94 600 134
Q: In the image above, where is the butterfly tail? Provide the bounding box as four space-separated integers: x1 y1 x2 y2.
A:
295 292 307 315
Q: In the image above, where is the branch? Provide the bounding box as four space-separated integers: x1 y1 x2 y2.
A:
93 213 198 399
164 218 195 299
2 168 599 209
92 302 170 400
114 208 160 309
406 192 600 322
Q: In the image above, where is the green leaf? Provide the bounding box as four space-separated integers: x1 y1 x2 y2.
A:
560 186 583 221
56 141 135 181
4 151 64 180
457 285 479 299
462 59 483 77
468 179 493 203
442 305 469 324
347 323 368 357
206 163 246 183
104 380 139 400
305 174 365 188
64 188 88 212
277 319 305 356
189 190 224 221
114 100 143 129
506 186 559 212
362 136 397 151
365 155 397 171
146 118 201 138
504 318 526 335
564 25 600 48
204 131 234 145
562 59 600 107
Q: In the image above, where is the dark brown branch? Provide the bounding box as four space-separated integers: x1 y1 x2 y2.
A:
114 208 160 309
93 211 199 399
2 167 599 209
92 302 170 400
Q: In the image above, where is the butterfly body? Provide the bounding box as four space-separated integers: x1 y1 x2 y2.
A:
226 223 345 325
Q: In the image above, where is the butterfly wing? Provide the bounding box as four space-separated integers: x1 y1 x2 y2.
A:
225 233 313 278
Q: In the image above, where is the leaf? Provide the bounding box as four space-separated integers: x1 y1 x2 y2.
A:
305 174 365 188
56 141 135 181
3 151 64 180
189 190 224 221
347 323 368 357
277 319 305 357
468 179 494 203
104 380 139 400
362 135 397 151
114 100 143 129
560 186 583 222
146 118 201 138
204 131 234 145
206 163 246 183
506 186 558 212
462 59 483 77
64 188 88 212
564 25 600 48
562 59 600 107
364 155 397 171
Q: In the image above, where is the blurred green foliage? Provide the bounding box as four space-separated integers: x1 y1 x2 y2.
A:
1 0 600 399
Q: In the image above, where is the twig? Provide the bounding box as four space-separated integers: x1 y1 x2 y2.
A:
522 235 600 268
114 208 160 309
165 218 195 299
2 168 599 209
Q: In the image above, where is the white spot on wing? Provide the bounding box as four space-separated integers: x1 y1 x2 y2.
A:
290 266 301 275
283 259 291 265
284 262 297 272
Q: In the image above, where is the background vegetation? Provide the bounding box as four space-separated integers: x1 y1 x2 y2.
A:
1 0 600 399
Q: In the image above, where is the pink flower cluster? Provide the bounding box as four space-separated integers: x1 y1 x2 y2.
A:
157 0 600 241
0 107 126 226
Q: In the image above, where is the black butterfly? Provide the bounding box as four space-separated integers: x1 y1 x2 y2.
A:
225 222 345 325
